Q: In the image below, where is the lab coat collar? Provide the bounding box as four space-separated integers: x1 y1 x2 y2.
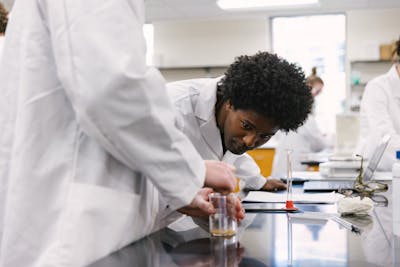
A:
195 77 224 158
389 64 400 99
194 77 222 121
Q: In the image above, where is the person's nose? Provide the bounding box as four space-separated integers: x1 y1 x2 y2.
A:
242 133 257 149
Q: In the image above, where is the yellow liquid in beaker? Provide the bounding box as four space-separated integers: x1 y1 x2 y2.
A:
210 228 236 237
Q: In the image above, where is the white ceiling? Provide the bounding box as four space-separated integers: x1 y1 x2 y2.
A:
145 0 400 22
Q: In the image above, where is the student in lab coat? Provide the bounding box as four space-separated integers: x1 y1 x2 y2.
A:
272 67 329 178
0 1 241 267
167 52 314 193
356 37 400 171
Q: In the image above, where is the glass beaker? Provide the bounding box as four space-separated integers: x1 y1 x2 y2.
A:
209 193 237 237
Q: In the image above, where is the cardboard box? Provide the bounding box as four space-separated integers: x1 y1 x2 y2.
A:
380 44 393 60
380 41 397 61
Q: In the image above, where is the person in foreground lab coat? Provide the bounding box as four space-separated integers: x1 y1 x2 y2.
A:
0 1 241 267
272 67 330 178
167 52 314 194
356 37 400 171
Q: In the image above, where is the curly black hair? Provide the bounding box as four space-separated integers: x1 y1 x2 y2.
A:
217 51 313 132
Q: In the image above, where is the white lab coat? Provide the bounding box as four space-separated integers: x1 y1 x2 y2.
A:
0 1 205 266
166 77 267 190
271 115 328 178
356 64 400 171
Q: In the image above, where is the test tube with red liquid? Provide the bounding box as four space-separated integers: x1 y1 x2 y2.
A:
285 149 297 210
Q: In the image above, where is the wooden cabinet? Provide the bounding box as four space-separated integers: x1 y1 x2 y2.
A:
246 148 275 177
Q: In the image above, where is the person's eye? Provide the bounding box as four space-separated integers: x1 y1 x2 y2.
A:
241 121 252 130
260 134 273 140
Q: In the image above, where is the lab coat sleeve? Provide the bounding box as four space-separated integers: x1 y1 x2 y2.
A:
224 153 266 190
360 80 400 170
42 1 205 210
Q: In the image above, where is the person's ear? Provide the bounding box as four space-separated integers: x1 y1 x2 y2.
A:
225 100 233 110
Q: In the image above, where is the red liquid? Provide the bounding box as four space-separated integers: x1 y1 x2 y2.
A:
285 200 295 209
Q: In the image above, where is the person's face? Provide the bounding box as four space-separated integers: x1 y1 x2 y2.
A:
310 82 324 97
221 102 279 155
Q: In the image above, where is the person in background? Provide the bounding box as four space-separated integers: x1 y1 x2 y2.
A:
167 52 314 194
0 1 242 267
356 36 400 171
307 67 324 98
271 67 330 178
0 2 8 59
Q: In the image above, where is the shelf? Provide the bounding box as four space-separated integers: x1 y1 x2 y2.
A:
350 84 367 91
158 65 228 82
156 65 228 70
351 83 367 87
347 60 392 113
350 59 392 64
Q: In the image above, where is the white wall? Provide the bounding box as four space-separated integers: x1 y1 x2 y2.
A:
347 8 400 61
153 8 400 98
153 18 271 67
153 8 400 67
